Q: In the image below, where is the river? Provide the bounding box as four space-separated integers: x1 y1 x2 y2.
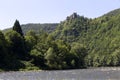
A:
0 67 120 80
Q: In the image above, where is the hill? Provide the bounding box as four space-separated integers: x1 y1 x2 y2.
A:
1 8 120 71
52 8 120 67
3 23 58 34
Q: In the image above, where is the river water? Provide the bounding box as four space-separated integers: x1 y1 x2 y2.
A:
0 67 120 80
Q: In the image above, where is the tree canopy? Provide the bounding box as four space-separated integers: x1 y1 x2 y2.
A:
1 8 120 71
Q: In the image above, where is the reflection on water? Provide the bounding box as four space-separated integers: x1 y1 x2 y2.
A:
0 68 120 80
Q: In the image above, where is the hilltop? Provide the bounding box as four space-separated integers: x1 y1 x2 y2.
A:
52 8 120 67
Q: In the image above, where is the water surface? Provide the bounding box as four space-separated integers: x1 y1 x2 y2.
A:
0 67 120 80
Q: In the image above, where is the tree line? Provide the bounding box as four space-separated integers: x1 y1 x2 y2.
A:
1 10 120 71
0 20 88 71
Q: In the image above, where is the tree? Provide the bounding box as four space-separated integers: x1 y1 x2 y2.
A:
13 20 23 37
70 43 87 68
0 31 8 68
25 30 38 51
45 47 56 69
45 41 70 69
30 48 45 68
5 30 26 59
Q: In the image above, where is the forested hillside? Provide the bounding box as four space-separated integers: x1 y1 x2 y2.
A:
53 8 120 67
3 23 58 34
1 8 120 71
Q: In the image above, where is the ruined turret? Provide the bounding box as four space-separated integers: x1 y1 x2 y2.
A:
66 12 80 20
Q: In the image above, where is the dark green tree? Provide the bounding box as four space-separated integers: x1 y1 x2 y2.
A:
0 31 8 68
5 30 26 59
13 20 23 36
25 30 38 51
70 43 87 68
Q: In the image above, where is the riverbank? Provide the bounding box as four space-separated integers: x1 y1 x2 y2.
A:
1 67 120 73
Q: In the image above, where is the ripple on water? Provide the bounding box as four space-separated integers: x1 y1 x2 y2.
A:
0 68 120 80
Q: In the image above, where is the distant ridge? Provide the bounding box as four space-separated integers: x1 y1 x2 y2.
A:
102 8 120 17
3 23 58 34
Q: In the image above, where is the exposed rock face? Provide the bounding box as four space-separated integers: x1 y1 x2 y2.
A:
71 13 79 19
66 12 80 20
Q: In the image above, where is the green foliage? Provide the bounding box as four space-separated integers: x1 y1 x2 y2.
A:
25 30 38 51
70 43 87 68
3 23 58 34
0 31 8 68
5 30 26 59
13 20 23 36
1 8 120 71
22 23 58 34
20 61 39 71
45 42 70 69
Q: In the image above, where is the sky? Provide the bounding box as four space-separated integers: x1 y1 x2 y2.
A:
0 0 120 30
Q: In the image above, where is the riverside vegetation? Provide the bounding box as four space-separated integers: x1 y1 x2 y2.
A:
1 8 120 71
